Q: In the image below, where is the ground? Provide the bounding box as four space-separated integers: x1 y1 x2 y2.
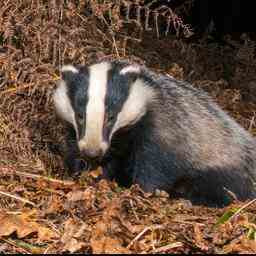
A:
0 1 256 253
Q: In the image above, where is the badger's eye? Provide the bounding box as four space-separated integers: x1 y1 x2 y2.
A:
103 113 115 128
108 114 115 123
77 113 84 124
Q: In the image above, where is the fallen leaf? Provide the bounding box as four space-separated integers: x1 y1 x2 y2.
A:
44 195 64 215
223 237 256 253
62 238 86 253
61 218 86 253
66 187 96 210
66 187 96 202
0 211 58 241
91 220 130 254
0 212 37 238
61 218 78 243
37 226 59 242
89 167 103 178
66 190 87 202
90 199 131 254
91 235 130 254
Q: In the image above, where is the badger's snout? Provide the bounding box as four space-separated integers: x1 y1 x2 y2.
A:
81 148 103 161
78 139 108 162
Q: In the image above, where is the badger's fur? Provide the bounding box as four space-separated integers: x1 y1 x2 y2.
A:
53 60 256 207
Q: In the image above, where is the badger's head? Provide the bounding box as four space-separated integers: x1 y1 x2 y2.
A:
53 61 156 162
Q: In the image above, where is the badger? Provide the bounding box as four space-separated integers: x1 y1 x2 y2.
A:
53 60 256 207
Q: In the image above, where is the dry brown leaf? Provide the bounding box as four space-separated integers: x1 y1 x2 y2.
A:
66 190 87 202
66 187 96 202
0 213 37 238
223 237 256 253
61 219 78 242
62 238 86 253
61 218 86 253
66 187 96 210
90 199 131 254
91 235 131 254
91 221 131 254
233 214 249 226
89 167 103 178
44 195 64 215
37 226 59 242
73 223 91 238
0 212 58 241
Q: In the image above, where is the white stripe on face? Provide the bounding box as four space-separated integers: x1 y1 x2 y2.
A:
53 80 78 136
78 62 110 154
110 79 156 138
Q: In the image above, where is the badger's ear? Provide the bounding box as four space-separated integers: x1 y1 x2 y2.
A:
60 65 79 83
120 64 141 75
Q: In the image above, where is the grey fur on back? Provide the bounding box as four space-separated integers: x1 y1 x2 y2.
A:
130 68 256 205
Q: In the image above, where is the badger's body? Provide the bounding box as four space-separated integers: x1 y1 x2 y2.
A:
53 60 256 207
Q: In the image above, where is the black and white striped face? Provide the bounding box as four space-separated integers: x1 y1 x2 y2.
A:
53 61 155 160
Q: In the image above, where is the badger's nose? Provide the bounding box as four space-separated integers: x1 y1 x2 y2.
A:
82 148 103 161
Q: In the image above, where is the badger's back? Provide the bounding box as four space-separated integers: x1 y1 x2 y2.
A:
136 73 256 205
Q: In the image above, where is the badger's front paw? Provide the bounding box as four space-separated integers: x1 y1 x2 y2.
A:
73 159 89 176
65 158 88 177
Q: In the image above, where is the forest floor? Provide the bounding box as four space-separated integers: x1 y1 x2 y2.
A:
0 1 256 253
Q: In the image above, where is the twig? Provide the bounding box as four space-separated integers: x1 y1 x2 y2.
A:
0 238 31 254
129 199 139 221
0 167 75 186
230 198 256 221
127 225 163 249
38 219 61 236
0 190 36 207
248 111 256 132
150 242 184 253
171 220 205 226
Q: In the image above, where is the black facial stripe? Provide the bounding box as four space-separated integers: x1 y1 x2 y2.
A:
104 63 139 141
64 66 89 139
